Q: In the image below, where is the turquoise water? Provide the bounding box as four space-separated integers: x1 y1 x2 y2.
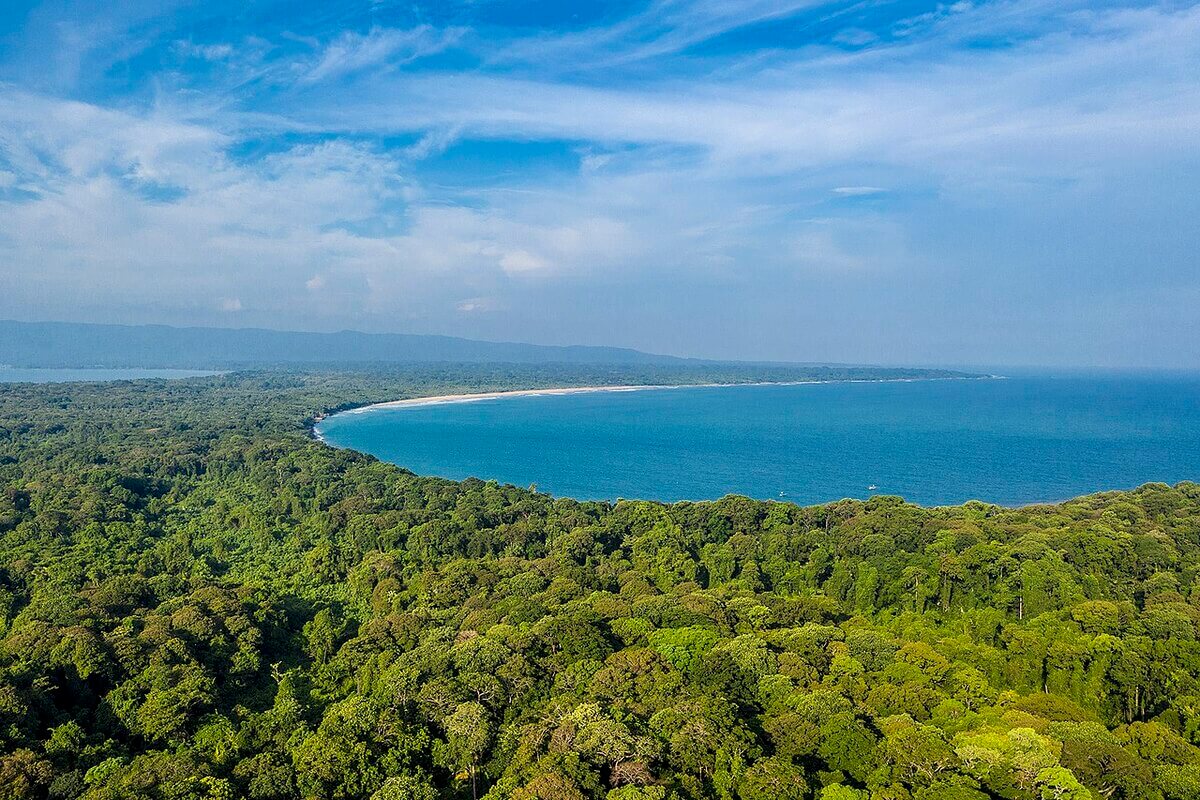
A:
0 368 220 383
316 373 1200 507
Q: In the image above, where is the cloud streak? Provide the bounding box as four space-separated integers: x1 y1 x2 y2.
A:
304 25 465 82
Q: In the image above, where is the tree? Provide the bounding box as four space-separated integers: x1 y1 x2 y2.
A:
820 788 867 800
445 702 491 800
1035 766 1090 800
736 757 808 800
817 712 878 781
371 773 439 800
0 749 53 800
304 608 340 665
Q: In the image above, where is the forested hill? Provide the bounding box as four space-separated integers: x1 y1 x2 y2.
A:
0 366 1198 800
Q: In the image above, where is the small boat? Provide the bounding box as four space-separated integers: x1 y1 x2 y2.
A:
778 491 786 497
867 484 878 491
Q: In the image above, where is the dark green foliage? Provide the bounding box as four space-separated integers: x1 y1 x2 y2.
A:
0 366 1198 799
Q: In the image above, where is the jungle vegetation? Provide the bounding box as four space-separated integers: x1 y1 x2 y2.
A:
0 365 1197 800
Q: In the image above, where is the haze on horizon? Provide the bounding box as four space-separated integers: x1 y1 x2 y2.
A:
0 0 1197 369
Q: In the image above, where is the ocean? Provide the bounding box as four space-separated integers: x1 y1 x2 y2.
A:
314 372 1200 507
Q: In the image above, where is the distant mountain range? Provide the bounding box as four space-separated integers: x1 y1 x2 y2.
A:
0 320 701 369
0 320 972 379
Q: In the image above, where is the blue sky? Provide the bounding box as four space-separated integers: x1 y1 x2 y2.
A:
0 0 1197 367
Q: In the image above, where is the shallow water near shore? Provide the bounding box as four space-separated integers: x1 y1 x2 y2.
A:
316 372 1200 506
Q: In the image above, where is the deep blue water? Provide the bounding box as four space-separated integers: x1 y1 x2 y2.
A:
0 368 220 383
315 374 1200 507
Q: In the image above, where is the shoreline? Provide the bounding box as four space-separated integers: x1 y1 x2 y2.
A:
313 375 995 436
306 375 1195 509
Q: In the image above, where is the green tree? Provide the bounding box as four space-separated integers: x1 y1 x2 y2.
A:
445 702 491 800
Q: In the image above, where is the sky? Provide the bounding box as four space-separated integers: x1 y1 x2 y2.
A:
0 0 1197 368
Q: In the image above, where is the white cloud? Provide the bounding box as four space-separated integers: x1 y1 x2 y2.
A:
832 28 878 47
456 297 495 313
175 41 233 60
498 250 550 276
0 89 653 323
403 126 462 161
0 92 417 315
0 90 224 187
833 186 886 196
304 26 464 83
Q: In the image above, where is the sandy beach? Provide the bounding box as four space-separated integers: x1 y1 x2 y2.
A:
338 382 743 414
311 382 818 440
327 376 983 418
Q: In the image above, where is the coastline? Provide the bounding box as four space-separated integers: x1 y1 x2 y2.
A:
313 375 995 437
305 374 1199 507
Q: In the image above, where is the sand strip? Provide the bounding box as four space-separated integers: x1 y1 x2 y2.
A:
331 376 979 416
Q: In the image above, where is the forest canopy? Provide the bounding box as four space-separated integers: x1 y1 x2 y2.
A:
0 365 1197 800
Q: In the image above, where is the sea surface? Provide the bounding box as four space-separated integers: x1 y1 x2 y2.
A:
315 372 1200 507
0 367 220 383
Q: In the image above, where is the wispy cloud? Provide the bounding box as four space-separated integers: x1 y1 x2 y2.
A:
174 41 234 61
275 2 1199 188
304 25 465 82
493 0 828 70
832 186 886 196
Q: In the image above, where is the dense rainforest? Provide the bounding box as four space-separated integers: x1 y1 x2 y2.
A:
0 365 1198 800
